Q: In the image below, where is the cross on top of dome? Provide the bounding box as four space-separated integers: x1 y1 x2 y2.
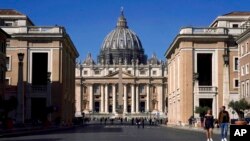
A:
117 7 128 28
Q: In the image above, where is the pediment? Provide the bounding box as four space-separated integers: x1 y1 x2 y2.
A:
105 71 134 78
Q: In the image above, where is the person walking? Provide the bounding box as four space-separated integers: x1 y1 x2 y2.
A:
204 109 214 141
218 106 230 141
142 118 144 128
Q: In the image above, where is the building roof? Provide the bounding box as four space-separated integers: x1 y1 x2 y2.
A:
223 12 250 16
0 9 24 15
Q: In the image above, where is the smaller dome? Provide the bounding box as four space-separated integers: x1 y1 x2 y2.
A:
83 53 95 65
148 53 161 65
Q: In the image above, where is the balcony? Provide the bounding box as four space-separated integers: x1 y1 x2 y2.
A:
180 27 243 36
31 85 47 93
198 86 217 94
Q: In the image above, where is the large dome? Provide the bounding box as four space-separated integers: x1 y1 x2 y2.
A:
98 9 147 65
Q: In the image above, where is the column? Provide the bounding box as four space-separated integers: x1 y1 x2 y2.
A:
75 84 81 117
105 84 109 113
100 84 104 113
131 84 135 113
157 84 163 112
112 84 116 114
146 84 150 112
136 84 139 113
123 84 127 113
89 84 93 112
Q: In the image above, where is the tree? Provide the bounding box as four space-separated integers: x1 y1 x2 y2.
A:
228 98 250 120
195 106 210 117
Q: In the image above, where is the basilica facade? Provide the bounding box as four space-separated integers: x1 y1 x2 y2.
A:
75 10 167 118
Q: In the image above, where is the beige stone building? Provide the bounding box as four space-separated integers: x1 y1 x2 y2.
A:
236 19 250 104
165 12 250 125
0 9 79 125
75 10 167 118
0 28 9 99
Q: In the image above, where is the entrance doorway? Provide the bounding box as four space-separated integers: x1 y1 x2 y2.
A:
94 102 100 112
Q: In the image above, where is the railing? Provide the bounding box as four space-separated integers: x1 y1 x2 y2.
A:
198 86 217 93
31 85 47 93
0 26 64 34
180 27 243 35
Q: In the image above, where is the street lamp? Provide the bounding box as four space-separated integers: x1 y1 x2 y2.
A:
223 53 229 65
17 53 24 125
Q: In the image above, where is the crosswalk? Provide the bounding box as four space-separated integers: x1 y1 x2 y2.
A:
104 125 162 129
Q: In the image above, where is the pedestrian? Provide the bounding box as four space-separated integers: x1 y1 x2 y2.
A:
149 118 152 125
218 106 230 141
132 118 134 125
204 109 214 141
104 118 107 125
142 118 144 128
137 118 140 128
120 118 123 125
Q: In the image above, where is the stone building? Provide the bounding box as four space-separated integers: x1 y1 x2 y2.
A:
236 18 250 104
75 10 167 118
0 9 79 125
0 28 9 99
165 12 250 125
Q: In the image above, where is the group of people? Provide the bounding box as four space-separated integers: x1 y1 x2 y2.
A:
203 106 230 141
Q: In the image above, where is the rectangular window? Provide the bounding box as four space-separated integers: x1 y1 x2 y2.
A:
241 45 244 56
242 83 245 97
232 24 239 28
140 70 145 75
139 85 144 93
4 21 13 26
94 70 100 75
246 81 249 97
127 70 131 74
234 57 239 71
234 79 239 88
242 66 245 76
153 70 157 75
246 43 249 53
246 64 249 74
84 71 88 75
109 71 112 74
6 56 11 71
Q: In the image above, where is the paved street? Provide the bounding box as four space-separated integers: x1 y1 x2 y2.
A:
0 124 221 141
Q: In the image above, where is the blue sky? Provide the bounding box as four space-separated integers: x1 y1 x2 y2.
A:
0 0 249 60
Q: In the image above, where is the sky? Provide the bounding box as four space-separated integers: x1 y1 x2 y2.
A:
0 0 249 61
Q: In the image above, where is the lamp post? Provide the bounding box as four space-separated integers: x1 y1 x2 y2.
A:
17 53 24 125
222 47 230 113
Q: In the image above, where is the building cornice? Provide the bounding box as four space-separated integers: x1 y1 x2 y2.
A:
165 33 231 59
